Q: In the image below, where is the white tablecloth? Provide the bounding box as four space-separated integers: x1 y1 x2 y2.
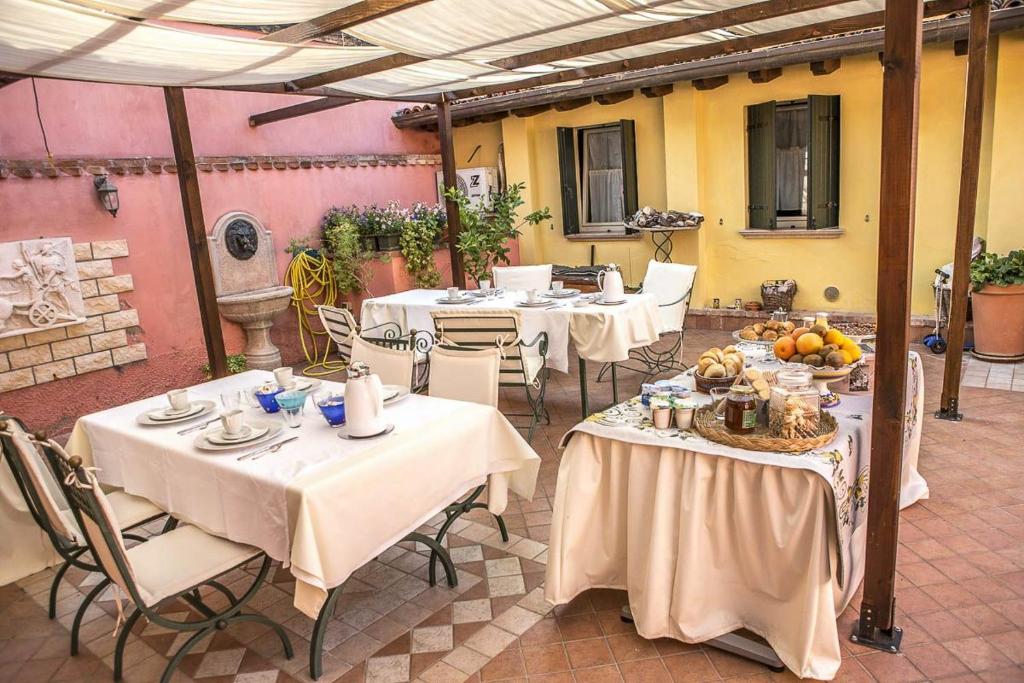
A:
545 353 927 679
66 370 540 617
360 289 660 373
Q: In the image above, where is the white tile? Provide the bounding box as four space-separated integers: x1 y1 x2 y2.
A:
517 587 553 615
366 654 411 683
488 574 526 598
411 625 453 653
442 646 491 674
463 624 518 657
452 598 492 624
507 537 547 559
485 557 521 578
448 545 484 564
492 605 544 636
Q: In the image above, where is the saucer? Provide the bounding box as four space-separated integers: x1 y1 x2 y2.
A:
194 420 281 452
137 400 215 426
517 299 552 308
595 298 627 306
338 423 394 440
148 403 204 421
205 424 271 445
436 296 475 305
382 385 409 404
545 288 580 298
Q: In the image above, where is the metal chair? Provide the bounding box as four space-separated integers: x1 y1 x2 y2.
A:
492 264 553 291
430 309 549 443
53 446 293 683
599 261 697 383
0 418 169 656
316 304 359 364
357 327 434 393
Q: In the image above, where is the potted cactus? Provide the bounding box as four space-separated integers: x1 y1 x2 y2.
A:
969 249 1024 359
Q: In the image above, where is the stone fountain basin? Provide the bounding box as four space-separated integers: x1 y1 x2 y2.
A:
216 285 294 324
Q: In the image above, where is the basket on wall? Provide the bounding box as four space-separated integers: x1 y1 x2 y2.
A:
761 280 798 312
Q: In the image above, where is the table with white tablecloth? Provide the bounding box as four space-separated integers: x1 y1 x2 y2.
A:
360 289 662 417
65 370 540 618
545 352 927 680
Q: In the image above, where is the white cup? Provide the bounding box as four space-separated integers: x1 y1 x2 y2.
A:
526 289 539 303
274 367 295 390
167 389 190 412
446 287 460 301
220 409 245 436
478 279 491 291
551 280 564 292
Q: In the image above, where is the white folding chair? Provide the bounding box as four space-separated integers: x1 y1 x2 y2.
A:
600 260 697 382
492 264 553 291
350 336 416 391
429 346 501 407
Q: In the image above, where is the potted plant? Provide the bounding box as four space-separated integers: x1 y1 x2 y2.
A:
969 249 1024 359
400 202 445 288
321 209 377 295
445 182 551 285
374 202 405 252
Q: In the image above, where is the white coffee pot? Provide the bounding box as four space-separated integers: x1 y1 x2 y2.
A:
597 263 625 303
344 362 386 437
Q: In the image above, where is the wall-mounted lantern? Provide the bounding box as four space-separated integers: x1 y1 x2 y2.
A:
93 175 119 217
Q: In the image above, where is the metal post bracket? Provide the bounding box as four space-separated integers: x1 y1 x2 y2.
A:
850 624 903 654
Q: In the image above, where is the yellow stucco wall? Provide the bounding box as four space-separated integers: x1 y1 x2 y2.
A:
452 31 1024 316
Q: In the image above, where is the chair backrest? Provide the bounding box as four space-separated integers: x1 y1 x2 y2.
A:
492 264 553 292
317 305 359 362
0 419 79 550
58 452 143 606
430 309 533 387
351 335 416 391
642 260 697 333
428 346 501 407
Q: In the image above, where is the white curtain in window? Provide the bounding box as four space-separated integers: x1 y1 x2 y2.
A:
586 129 624 223
775 108 807 213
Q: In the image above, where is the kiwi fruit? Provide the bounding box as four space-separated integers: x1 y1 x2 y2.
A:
825 351 846 369
809 324 828 337
803 353 824 367
823 343 840 354
789 354 804 364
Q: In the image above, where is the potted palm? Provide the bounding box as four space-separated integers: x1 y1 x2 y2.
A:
969 249 1024 359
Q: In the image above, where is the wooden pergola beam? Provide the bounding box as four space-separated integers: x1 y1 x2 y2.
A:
854 0 924 652
291 53 425 91
451 0 967 100
938 0 992 420
488 0 853 71
249 97 359 127
437 95 465 288
810 58 842 75
595 91 634 105
163 87 228 379
512 104 553 117
262 0 432 43
553 97 593 111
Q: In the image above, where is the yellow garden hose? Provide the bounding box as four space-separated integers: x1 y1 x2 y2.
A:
284 249 347 377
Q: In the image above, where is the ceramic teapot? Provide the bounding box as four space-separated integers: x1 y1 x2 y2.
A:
597 263 625 303
344 362 385 437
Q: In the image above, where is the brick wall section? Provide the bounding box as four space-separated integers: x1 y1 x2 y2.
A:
0 239 147 392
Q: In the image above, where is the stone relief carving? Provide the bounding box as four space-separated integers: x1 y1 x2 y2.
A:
0 238 86 339
208 212 278 296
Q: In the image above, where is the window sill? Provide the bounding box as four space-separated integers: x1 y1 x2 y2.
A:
740 228 844 239
566 232 642 242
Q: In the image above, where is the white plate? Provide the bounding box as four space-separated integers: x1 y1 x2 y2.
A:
516 299 553 308
194 420 282 452
545 288 580 298
382 385 409 404
595 299 627 306
287 378 321 393
730 330 776 346
136 400 215 426
436 296 476 305
205 424 271 445
147 403 204 421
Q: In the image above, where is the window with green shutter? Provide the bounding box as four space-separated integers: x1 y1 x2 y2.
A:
556 120 638 236
746 96 840 231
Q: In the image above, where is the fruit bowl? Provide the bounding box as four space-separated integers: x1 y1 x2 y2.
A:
775 359 856 407
731 330 775 346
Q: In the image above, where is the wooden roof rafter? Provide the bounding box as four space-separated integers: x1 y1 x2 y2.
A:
261 0 434 43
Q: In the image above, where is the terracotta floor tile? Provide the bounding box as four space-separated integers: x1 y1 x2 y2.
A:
521 644 569 675
564 638 614 669
913 609 977 641
480 649 526 682
856 651 927 682
945 636 1015 673
519 620 563 647
660 652 720 683
951 604 1017 635
606 634 659 663
618 657 673 683
572 664 625 683
702 648 772 679
902 641 970 679
555 614 602 642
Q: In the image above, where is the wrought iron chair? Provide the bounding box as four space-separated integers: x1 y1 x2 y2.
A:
52 446 293 683
492 264 553 291
356 327 434 393
316 304 359 364
0 418 169 655
598 261 697 383
430 309 548 443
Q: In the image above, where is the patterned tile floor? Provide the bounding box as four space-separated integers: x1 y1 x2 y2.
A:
1 331 1022 682
960 354 1024 393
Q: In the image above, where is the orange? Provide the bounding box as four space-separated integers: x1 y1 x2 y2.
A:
824 329 846 346
795 332 824 356
790 326 810 341
773 336 797 361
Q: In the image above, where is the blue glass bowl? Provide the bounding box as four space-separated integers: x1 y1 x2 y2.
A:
275 390 308 412
255 387 284 413
316 396 346 426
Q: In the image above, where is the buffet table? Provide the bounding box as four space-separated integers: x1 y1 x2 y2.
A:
545 351 927 680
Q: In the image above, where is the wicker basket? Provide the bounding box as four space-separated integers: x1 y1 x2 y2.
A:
693 406 838 453
693 371 738 394
761 279 798 312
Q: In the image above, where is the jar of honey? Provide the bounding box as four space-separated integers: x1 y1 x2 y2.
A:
725 385 757 434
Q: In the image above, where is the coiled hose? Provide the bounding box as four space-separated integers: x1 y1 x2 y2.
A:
284 248 347 376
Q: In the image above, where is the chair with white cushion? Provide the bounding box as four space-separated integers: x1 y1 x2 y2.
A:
317 304 359 364
52 446 293 683
430 309 548 443
600 260 697 382
0 418 170 656
492 264 553 292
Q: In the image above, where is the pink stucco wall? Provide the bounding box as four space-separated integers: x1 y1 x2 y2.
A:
0 78 450 433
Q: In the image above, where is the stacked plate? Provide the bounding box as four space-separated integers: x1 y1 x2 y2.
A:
194 418 282 452
545 288 581 298
436 295 475 305
136 400 215 426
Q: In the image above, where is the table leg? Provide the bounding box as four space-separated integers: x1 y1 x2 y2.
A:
651 231 674 263
310 586 344 680
579 357 590 420
611 363 619 405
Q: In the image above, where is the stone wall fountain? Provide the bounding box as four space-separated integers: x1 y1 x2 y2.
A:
210 212 293 370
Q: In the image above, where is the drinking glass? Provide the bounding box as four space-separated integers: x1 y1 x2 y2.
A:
220 390 241 411
275 390 307 429
710 387 730 421
551 280 564 293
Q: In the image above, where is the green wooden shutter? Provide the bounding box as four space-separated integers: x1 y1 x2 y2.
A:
619 119 639 221
746 101 776 229
808 95 840 229
556 126 580 235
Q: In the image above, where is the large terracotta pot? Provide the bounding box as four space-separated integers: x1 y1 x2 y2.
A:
971 283 1024 358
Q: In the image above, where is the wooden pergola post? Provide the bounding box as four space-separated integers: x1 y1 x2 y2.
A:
937 0 992 421
852 0 924 653
164 86 229 379
437 93 466 288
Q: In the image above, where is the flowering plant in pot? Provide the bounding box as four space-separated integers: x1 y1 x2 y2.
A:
969 249 1024 359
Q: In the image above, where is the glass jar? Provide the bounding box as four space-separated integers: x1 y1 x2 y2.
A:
724 385 758 434
769 369 821 438
815 311 829 329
